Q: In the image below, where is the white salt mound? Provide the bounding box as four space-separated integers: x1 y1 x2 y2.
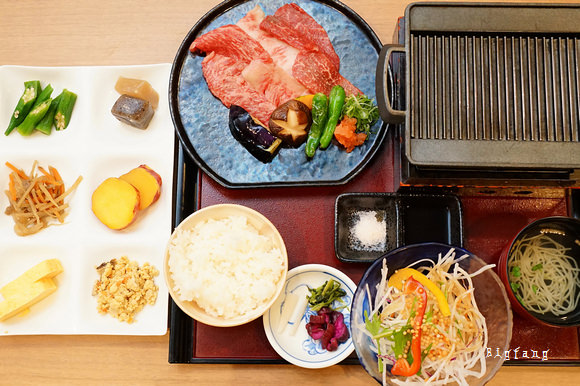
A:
168 215 285 319
350 210 386 251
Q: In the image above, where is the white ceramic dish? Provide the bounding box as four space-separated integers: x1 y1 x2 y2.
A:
263 264 356 368
0 64 173 335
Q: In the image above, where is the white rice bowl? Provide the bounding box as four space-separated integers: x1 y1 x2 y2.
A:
167 210 286 322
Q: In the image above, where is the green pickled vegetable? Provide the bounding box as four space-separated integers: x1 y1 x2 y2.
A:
54 89 77 130
5 80 41 136
35 93 62 135
306 279 347 312
15 98 52 136
319 85 346 149
305 93 328 158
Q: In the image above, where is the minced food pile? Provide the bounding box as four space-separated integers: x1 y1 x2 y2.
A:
92 256 159 323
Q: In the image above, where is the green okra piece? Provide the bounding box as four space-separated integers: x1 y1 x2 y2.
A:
35 93 62 135
15 98 53 136
5 80 41 136
31 84 54 108
54 89 77 130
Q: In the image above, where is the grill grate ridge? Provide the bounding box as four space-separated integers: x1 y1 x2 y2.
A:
410 33 580 142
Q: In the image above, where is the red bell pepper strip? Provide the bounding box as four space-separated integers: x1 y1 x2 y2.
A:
391 277 427 377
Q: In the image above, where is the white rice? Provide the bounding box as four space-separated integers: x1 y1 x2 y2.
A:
168 215 285 319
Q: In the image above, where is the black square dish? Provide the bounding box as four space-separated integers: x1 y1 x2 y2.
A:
397 193 463 247
335 193 399 263
335 193 463 263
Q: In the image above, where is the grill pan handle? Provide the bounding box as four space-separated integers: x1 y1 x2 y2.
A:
376 44 405 124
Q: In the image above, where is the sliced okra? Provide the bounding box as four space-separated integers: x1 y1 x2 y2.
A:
4 80 41 136
54 89 77 130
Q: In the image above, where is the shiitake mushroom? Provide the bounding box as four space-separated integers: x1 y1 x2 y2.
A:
268 99 312 147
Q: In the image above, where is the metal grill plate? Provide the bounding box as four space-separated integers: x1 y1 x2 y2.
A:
403 3 580 169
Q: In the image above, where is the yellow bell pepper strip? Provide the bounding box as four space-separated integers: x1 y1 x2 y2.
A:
387 267 451 317
391 277 427 377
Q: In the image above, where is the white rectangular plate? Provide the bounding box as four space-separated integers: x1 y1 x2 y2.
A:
0 64 173 335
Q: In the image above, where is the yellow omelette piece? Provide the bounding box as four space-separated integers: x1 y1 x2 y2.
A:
0 259 63 322
387 267 451 317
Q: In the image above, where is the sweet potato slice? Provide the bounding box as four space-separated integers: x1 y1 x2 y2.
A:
92 177 140 230
119 165 162 210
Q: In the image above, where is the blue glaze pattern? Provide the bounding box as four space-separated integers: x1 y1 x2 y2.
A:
175 0 385 186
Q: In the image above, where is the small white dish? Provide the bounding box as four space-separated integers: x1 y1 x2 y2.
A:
263 264 356 368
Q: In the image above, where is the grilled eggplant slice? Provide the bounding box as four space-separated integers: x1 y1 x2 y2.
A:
229 105 282 163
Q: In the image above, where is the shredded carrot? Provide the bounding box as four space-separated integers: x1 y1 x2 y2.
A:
49 166 65 195
4 161 82 236
38 166 50 177
333 117 367 153
38 166 58 185
8 174 17 201
49 166 62 181
5 162 28 180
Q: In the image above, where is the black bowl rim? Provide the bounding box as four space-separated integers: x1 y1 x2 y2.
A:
504 216 580 327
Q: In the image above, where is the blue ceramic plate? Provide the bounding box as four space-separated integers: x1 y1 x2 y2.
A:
263 264 356 368
169 0 388 188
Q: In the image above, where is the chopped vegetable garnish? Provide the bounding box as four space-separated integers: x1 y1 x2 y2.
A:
341 94 379 134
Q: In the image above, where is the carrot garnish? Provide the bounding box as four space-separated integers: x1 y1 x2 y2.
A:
333 117 367 153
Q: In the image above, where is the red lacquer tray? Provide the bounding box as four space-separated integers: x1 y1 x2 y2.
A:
168 134 580 365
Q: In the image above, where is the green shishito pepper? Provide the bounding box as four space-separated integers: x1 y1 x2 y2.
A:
5 80 41 136
15 98 53 136
54 89 77 130
305 93 328 158
319 85 346 149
